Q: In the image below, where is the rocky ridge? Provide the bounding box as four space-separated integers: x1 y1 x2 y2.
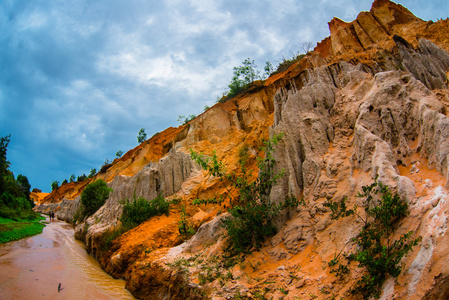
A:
36 0 449 299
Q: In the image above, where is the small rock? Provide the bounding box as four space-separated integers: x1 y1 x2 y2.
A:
277 265 285 271
431 197 440 207
296 279 305 288
421 204 431 214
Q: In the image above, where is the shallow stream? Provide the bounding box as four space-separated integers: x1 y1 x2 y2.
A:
0 216 135 299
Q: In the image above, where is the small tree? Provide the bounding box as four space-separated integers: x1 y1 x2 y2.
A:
51 181 59 191
69 174 75 183
137 128 147 143
77 174 87 182
263 61 274 78
0 134 11 193
80 179 112 219
227 58 260 98
16 174 31 201
115 150 123 159
177 115 196 125
89 168 96 178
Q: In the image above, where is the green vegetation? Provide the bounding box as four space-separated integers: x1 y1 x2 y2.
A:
218 58 273 102
178 114 196 125
76 174 87 182
325 179 422 299
0 134 35 212
0 134 45 243
101 193 171 251
51 180 59 191
89 168 97 178
75 179 112 221
226 58 261 99
121 193 170 228
178 204 195 240
191 133 300 254
137 128 147 143
276 52 306 73
115 150 123 159
0 215 45 243
218 47 310 103
53 169 95 190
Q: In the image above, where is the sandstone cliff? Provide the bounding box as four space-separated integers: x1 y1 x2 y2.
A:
36 0 449 299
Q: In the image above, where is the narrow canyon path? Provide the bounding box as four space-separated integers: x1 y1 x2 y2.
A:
0 216 135 299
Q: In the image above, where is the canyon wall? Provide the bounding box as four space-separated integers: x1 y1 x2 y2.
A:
36 0 449 299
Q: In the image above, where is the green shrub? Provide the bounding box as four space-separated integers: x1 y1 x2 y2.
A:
0 192 32 210
0 134 37 224
0 206 41 221
137 128 147 143
77 174 87 182
121 193 170 228
178 204 195 240
222 200 279 253
89 168 97 178
99 193 171 251
325 179 422 299
51 180 59 191
101 225 129 251
178 115 196 125
80 179 112 219
225 58 260 99
275 53 305 74
191 133 300 254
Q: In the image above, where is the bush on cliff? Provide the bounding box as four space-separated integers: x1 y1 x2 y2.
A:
191 133 300 254
79 179 112 220
121 192 170 228
325 179 422 299
99 193 170 251
217 58 274 103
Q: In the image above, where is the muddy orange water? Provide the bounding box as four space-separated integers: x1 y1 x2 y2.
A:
0 216 135 300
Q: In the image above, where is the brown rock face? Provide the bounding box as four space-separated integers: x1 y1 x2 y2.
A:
315 0 445 62
35 0 449 299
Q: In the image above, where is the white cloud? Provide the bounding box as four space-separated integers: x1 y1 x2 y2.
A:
259 27 288 54
17 10 48 31
1 0 442 190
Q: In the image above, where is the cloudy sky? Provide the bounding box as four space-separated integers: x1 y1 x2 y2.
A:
1 0 447 192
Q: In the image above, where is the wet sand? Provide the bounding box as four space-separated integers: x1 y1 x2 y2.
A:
0 216 135 299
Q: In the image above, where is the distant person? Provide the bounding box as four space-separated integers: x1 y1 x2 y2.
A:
51 211 55 221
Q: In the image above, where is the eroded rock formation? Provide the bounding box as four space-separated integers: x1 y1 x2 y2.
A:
36 0 449 299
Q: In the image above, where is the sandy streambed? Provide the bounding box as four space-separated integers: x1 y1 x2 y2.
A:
0 216 135 300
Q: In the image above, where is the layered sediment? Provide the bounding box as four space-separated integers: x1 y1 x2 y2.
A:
36 0 449 299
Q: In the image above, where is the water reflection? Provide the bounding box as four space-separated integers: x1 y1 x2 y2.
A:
0 216 135 300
